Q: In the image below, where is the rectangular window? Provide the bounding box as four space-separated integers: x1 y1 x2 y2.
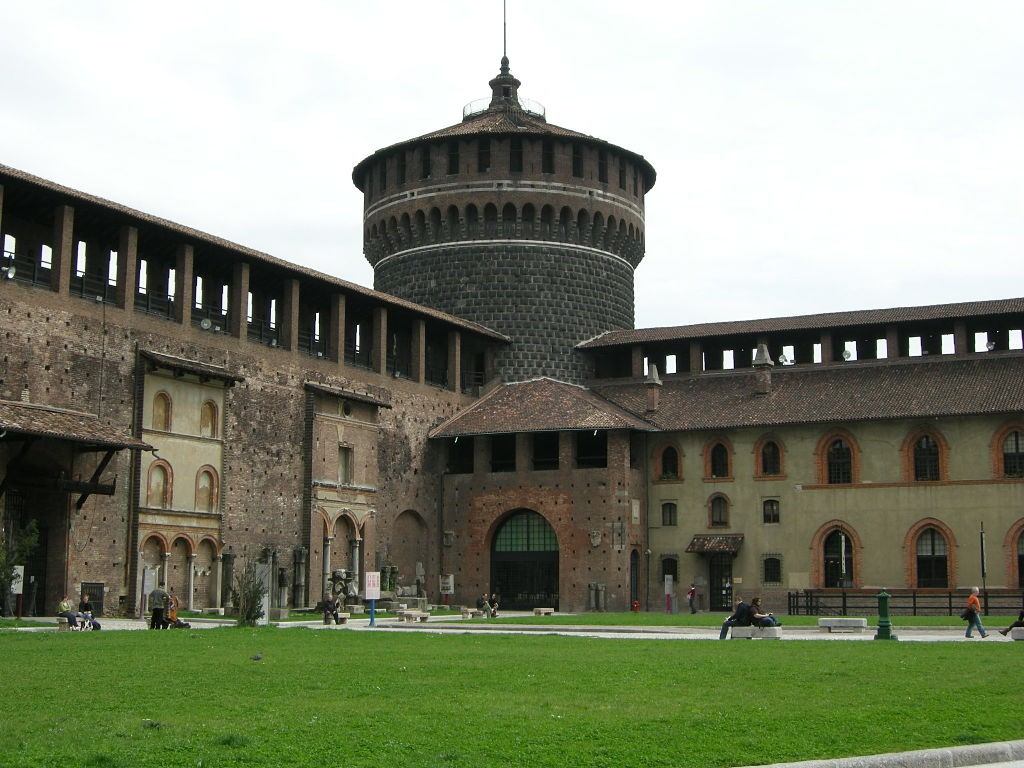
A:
491 434 516 472
575 431 607 469
338 445 353 485
598 149 608 183
510 137 523 173
572 144 583 177
661 502 677 526
421 146 432 179
618 159 626 189
379 161 387 192
447 437 474 474
447 140 459 175
397 152 406 185
661 558 678 582
477 137 490 172
542 139 554 173
762 499 780 524
532 432 559 471
763 556 782 584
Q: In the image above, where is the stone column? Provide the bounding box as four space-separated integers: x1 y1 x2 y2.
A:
447 330 461 392
411 318 426 383
214 556 223 610
160 552 170 587
280 278 300 351
230 261 250 338
186 554 196 611
372 306 388 375
173 244 194 325
115 225 138 312
885 326 901 359
350 538 361 583
293 547 307 608
630 346 644 377
322 536 333 600
819 332 835 365
50 204 74 296
688 342 703 375
221 553 235 609
329 293 346 364
515 432 530 473
953 320 969 355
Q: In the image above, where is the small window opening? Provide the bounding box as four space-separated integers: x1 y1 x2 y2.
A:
532 432 559 471
490 434 516 472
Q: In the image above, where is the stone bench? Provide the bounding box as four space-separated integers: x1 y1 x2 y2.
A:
461 609 485 619
1009 628 1024 641
57 617 71 632
818 617 868 633
730 625 782 640
533 607 555 616
399 611 430 623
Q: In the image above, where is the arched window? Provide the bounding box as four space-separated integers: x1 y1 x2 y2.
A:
710 443 729 478
521 203 536 238
709 495 728 527
762 499 780 524
200 401 218 438
913 435 940 481
763 556 782 584
502 203 517 237
445 206 459 241
483 203 498 237
195 468 218 513
760 441 781 476
1004 430 1024 478
661 502 677 526
660 446 679 480
823 529 854 587
465 204 479 238
152 392 171 432
147 462 171 509
414 210 427 243
915 527 948 588
827 439 852 484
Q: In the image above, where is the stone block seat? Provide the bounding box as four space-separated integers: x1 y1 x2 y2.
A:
398 611 430 623
818 617 868 633
56 617 70 632
533 607 555 616
1009 628 1024 641
730 626 782 640
461 608 485 619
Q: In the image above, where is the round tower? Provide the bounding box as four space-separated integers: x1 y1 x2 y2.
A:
352 57 656 384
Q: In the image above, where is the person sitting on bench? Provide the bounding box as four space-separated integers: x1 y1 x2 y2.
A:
476 593 492 617
78 592 101 630
750 597 781 627
57 594 81 630
719 597 751 639
999 610 1024 636
323 595 343 625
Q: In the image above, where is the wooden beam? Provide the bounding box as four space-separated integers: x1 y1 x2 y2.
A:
75 450 116 509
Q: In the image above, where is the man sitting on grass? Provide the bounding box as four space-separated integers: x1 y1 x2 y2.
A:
719 597 751 639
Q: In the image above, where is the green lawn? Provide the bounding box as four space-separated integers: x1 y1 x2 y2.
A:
1 628 1021 767
0 617 53 629
469 611 1019 628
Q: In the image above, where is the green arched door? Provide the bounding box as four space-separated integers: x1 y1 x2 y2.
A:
490 510 559 610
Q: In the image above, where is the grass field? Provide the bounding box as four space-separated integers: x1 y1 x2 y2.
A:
2 627 1021 767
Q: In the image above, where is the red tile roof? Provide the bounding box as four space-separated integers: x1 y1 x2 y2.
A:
429 377 655 438
686 535 744 554
578 297 1024 349
0 164 509 343
304 381 392 409
593 353 1024 431
141 351 243 384
0 400 151 450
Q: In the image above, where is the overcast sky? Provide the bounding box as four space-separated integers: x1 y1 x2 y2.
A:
2 2 1021 329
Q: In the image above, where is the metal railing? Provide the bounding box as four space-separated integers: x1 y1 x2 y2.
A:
461 370 485 394
247 317 279 347
70 271 116 303
2 249 51 287
425 362 448 387
192 304 228 332
462 96 546 120
135 290 175 320
344 342 371 370
386 350 412 379
787 589 1024 616
298 330 327 358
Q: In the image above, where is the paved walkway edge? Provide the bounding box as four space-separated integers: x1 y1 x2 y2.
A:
751 739 1024 768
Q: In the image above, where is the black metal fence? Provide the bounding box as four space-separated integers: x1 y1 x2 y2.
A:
788 589 1024 616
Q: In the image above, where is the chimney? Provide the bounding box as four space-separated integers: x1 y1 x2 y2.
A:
645 364 662 413
752 343 774 396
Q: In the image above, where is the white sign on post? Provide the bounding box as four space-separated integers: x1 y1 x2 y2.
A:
11 566 24 595
364 571 381 601
439 574 454 595
664 574 673 596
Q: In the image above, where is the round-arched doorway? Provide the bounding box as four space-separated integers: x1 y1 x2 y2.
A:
490 510 559 610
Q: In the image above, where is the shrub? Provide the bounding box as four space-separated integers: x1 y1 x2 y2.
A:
231 560 268 627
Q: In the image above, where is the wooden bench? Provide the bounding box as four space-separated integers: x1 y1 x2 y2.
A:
533 607 555 616
818 617 868 633
1009 628 1024 641
730 626 782 640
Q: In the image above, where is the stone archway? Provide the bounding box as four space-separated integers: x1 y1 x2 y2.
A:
489 509 559 610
